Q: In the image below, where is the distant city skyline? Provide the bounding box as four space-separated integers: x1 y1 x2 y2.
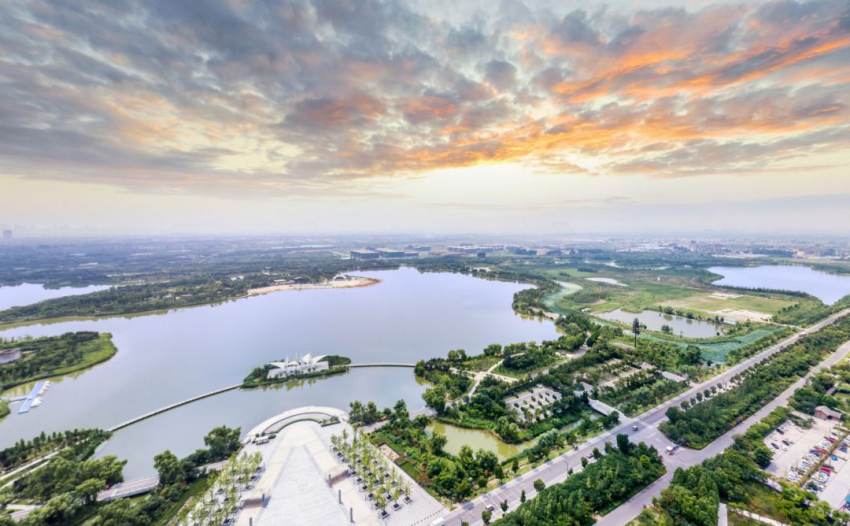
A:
1 0 849 235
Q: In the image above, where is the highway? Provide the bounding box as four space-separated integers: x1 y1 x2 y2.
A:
440 309 850 526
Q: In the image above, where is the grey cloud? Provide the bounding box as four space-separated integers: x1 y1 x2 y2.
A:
483 60 518 90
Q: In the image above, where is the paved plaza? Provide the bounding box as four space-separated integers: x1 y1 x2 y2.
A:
234 406 447 526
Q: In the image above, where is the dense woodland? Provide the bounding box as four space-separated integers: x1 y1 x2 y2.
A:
0 426 241 526
496 437 665 525
369 400 504 501
0 429 110 473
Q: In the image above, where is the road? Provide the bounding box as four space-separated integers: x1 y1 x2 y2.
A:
597 336 850 525
440 309 850 526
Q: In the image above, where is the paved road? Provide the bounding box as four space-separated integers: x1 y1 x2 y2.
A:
440 309 850 526
598 336 850 525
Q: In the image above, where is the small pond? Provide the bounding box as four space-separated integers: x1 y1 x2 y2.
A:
595 308 725 338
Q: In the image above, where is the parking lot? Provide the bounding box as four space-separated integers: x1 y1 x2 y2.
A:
765 415 850 506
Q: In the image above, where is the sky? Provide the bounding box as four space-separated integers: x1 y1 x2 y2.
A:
1 0 849 236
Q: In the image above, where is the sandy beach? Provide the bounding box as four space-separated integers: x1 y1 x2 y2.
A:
247 276 379 296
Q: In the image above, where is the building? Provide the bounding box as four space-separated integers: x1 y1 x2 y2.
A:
814 406 843 420
1 230 10 240
0 348 22 364
350 249 380 260
267 354 329 379
375 248 405 258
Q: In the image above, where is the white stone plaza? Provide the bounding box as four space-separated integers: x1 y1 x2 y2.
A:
234 406 447 526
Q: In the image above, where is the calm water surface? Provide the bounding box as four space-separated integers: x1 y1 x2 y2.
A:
709 265 850 305
0 268 558 478
0 283 110 311
595 308 724 338
426 421 536 460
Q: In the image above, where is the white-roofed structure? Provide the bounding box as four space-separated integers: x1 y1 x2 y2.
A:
267 354 329 379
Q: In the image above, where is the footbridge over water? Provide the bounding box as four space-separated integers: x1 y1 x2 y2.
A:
105 362 415 433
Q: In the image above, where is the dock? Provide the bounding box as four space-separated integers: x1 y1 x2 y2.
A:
18 381 45 414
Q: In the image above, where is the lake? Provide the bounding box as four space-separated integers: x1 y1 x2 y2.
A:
595 308 724 338
709 265 850 305
0 283 110 311
0 268 558 478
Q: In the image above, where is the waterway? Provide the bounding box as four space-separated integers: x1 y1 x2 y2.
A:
595 308 725 338
541 281 582 315
0 283 110 311
709 265 850 305
0 268 558 478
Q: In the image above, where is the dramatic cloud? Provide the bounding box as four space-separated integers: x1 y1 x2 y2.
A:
0 0 849 196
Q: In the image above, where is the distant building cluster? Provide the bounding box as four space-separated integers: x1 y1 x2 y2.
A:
0 348 22 364
267 354 329 379
350 248 418 260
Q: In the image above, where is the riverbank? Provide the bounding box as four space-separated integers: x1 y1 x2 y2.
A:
247 276 379 296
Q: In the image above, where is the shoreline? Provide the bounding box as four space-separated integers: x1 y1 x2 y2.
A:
246 276 380 296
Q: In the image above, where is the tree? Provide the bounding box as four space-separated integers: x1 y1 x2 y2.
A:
75 478 105 504
482 509 492 525
520 489 526 503
204 426 241 461
423 386 447 414
393 399 409 424
632 318 641 348
154 450 184 486
511 458 519 474
501 500 509 513
616 434 631 454
533 479 545 492
429 433 447 456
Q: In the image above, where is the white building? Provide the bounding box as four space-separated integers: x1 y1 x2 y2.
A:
0 348 21 364
267 354 329 379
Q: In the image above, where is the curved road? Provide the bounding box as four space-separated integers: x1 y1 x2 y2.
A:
441 309 850 526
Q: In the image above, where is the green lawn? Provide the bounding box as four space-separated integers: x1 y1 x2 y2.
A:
660 292 796 319
553 279 700 314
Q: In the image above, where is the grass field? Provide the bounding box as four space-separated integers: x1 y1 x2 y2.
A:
660 293 796 320
553 279 699 314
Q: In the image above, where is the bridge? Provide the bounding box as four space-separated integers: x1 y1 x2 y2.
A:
106 363 415 433
347 362 415 369
107 383 242 432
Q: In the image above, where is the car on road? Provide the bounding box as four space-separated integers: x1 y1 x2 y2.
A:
486 504 495 512
632 424 639 431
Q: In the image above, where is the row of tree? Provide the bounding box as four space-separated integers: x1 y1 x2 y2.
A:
661 318 850 448
496 437 664 525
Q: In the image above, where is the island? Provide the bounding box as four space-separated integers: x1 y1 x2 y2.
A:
242 354 352 388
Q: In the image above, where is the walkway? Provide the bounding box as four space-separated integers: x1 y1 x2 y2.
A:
97 460 228 502
107 383 242 432
348 362 415 369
